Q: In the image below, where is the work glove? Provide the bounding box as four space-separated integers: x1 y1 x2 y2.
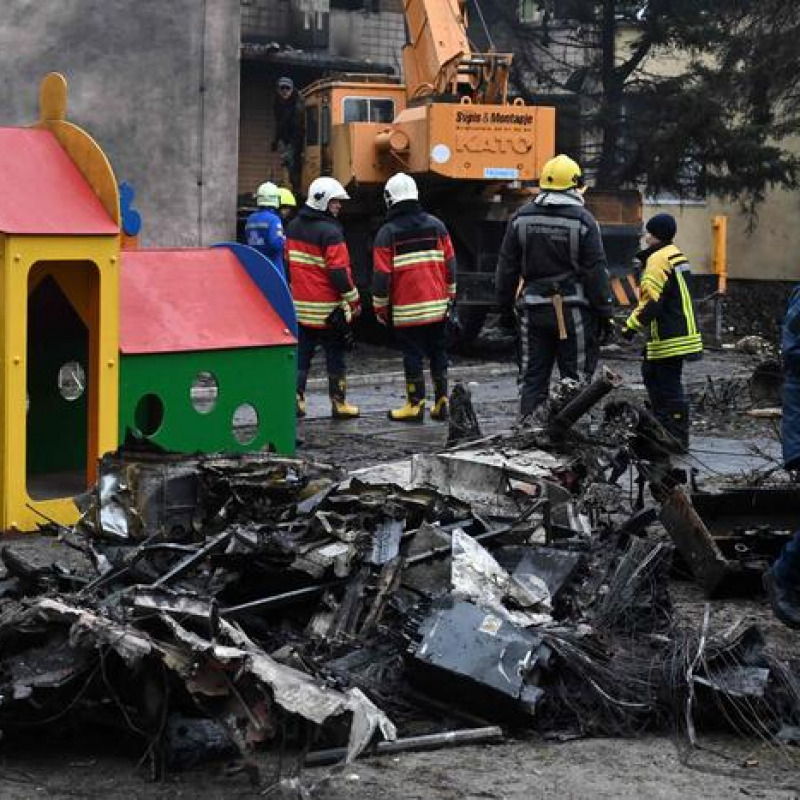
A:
340 294 361 323
620 325 636 342
446 299 463 338
326 306 355 349
598 316 616 346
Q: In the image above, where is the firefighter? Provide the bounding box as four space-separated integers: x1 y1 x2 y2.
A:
621 213 703 448
764 285 800 628
373 173 457 422
495 154 615 419
278 186 297 222
286 176 361 420
245 181 286 278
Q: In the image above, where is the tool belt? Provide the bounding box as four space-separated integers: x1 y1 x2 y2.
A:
523 274 587 341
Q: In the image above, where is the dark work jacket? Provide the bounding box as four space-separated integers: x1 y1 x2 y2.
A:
495 190 613 317
782 285 800 469
274 93 301 146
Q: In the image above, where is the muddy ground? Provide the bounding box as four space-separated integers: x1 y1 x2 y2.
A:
1 344 798 799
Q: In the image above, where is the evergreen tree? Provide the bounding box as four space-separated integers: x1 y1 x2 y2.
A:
474 0 800 208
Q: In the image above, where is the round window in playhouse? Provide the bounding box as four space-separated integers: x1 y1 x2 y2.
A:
134 393 165 437
232 403 259 445
190 371 219 414
57 361 86 401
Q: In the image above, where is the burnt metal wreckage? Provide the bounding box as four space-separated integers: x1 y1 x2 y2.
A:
0 375 798 792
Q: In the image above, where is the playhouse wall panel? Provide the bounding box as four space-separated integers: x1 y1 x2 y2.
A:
119 347 296 457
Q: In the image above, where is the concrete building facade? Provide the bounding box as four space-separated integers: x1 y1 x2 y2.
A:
238 0 405 197
0 0 241 248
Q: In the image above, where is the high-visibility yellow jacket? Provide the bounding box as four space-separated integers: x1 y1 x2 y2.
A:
625 243 703 360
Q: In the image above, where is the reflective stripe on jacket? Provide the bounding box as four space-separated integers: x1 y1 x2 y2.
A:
625 243 703 360
372 201 457 328
495 191 613 317
286 206 359 329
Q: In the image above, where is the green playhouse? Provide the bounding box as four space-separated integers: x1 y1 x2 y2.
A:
118 244 297 456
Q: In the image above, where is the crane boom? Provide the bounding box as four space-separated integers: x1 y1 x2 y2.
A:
402 0 511 104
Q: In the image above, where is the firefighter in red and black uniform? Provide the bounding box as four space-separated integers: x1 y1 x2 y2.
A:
373 173 457 422
286 176 361 419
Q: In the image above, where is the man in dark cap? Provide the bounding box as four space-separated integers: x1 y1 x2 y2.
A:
272 76 303 193
621 213 703 448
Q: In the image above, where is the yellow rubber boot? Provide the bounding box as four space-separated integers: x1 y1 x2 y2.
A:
430 396 448 421
329 376 359 420
389 378 425 422
430 376 448 421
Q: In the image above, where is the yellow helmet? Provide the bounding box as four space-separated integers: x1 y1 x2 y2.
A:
540 154 583 191
278 187 297 208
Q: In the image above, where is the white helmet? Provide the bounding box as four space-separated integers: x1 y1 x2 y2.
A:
306 177 350 211
384 172 419 207
256 181 280 208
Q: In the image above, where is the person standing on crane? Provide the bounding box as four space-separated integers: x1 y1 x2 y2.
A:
286 176 361 420
373 173 457 422
495 154 615 420
620 213 703 448
245 181 286 279
272 77 303 194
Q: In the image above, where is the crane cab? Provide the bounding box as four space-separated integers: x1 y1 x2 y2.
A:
300 75 406 194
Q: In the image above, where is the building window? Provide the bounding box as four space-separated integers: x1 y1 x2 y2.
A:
519 0 596 23
518 0 541 23
331 0 375 9
342 97 395 123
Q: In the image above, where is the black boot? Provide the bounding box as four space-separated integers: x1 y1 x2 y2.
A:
657 400 690 450
431 374 448 421
764 569 800 629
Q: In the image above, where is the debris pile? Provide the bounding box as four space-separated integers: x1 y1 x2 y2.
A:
0 397 798 789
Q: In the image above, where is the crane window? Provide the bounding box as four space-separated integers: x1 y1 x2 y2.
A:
321 104 331 146
305 106 319 146
343 97 395 124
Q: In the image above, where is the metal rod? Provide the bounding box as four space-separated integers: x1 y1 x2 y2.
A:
304 726 504 767
220 580 345 617
151 530 233 588
405 524 511 567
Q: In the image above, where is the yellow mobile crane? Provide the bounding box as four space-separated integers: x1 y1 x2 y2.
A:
298 0 640 337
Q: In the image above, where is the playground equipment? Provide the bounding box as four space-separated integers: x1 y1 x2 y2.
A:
0 74 296 532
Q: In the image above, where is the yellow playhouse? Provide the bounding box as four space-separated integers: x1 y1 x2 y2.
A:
0 74 121 531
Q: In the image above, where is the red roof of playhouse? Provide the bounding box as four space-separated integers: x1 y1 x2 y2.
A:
120 248 296 354
0 128 118 235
